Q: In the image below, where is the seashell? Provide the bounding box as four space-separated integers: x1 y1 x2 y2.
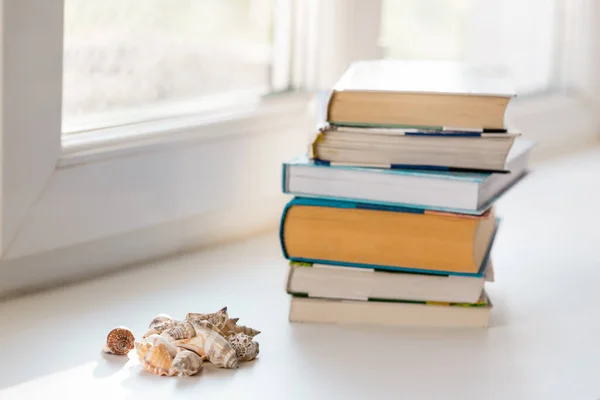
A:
228 333 259 361
218 317 240 337
135 340 153 362
149 315 180 335
142 328 159 338
104 327 135 355
172 350 204 376
141 343 176 376
149 314 172 329
233 323 261 338
185 306 229 331
173 322 238 369
143 334 179 358
161 320 196 342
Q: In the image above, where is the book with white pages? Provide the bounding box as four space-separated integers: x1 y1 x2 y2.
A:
286 260 494 304
283 138 534 215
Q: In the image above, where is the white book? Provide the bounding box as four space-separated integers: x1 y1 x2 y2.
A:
286 261 493 304
289 294 492 328
283 138 534 215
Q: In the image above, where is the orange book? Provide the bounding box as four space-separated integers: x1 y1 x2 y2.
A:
280 198 498 276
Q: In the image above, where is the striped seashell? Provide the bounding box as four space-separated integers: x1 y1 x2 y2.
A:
173 322 238 369
161 320 196 342
104 327 135 355
172 350 204 376
149 314 179 334
185 306 229 331
228 332 259 361
233 323 261 338
141 343 176 376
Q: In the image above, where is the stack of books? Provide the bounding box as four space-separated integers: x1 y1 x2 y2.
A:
278 60 534 328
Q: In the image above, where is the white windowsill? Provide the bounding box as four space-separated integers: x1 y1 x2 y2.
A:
60 91 311 168
1 144 600 398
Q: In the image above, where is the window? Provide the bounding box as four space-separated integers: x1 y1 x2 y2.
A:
379 0 560 95
63 0 281 133
380 0 472 62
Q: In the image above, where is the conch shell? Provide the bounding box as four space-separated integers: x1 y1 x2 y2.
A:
172 350 204 376
143 334 178 358
186 306 229 332
147 314 179 335
228 332 259 361
103 327 135 355
173 322 238 369
219 317 240 337
232 323 261 338
161 320 196 341
141 343 176 376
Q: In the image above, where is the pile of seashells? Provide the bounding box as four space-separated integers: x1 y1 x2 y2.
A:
102 306 260 376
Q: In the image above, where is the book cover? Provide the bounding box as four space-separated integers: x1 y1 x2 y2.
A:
279 197 501 278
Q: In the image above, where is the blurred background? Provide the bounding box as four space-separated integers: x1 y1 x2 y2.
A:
61 0 599 156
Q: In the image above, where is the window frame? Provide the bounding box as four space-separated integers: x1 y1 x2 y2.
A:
0 0 311 264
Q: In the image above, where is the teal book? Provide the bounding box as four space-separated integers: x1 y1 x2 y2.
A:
279 197 500 278
283 138 533 215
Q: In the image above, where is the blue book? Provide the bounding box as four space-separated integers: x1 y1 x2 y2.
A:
279 196 500 278
283 138 534 215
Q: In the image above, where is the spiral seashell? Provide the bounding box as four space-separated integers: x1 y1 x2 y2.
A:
173 322 238 369
104 327 135 355
233 323 261 338
141 343 176 376
228 332 259 361
172 350 204 376
161 320 196 342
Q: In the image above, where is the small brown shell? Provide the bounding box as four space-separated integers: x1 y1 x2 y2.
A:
104 327 135 355
141 343 175 376
228 333 259 361
172 350 204 376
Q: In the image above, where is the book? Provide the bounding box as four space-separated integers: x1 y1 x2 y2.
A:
286 260 494 304
326 60 515 130
289 292 492 328
310 124 520 172
280 197 499 276
284 138 534 215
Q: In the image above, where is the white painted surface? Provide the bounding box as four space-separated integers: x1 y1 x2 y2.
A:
1 146 600 399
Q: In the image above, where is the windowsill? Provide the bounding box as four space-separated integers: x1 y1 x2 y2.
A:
1 144 600 398
60 90 312 168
